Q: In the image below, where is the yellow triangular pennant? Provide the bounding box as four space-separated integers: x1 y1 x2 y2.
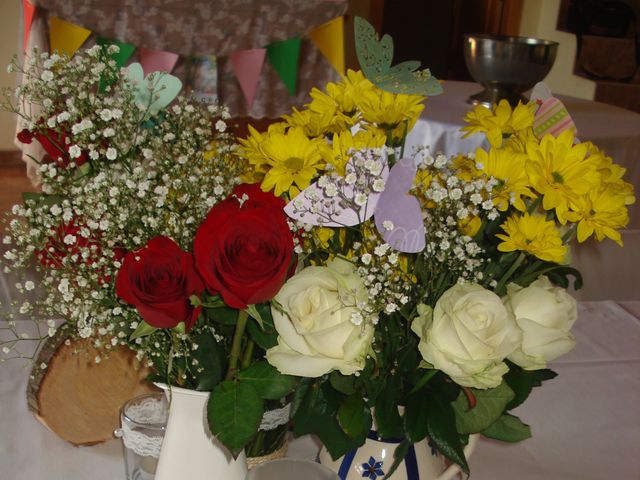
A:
49 16 91 57
308 17 344 76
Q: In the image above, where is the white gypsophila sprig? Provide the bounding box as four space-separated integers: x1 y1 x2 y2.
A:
1 50 242 363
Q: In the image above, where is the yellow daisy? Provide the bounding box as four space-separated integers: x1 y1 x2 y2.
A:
570 188 629 246
462 100 536 147
354 87 425 144
259 127 325 198
318 128 386 176
496 213 567 263
475 147 535 211
326 69 375 115
525 130 599 224
307 88 356 134
282 107 333 138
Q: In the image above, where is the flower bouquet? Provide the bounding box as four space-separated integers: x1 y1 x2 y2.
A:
1 19 635 480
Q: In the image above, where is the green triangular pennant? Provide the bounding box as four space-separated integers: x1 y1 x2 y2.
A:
96 37 136 92
266 37 301 96
96 37 136 67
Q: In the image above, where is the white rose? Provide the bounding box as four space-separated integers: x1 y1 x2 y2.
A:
411 283 521 389
505 277 577 370
266 258 373 377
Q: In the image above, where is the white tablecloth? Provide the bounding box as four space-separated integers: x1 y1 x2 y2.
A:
1 301 638 479
406 80 640 230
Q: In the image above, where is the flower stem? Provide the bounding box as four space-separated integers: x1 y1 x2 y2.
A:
225 309 249 380
496 252 526 294
241 339 255 370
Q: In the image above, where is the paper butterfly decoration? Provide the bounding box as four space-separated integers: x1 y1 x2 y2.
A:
530 82 578 140
284 154 426 253
354 16 443 97
126 63 182 118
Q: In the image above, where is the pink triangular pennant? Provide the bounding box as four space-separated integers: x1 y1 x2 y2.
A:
229 48 266 109
22 0 36 52
139 48 180 76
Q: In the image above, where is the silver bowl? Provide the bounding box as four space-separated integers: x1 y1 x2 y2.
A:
464 34 558 107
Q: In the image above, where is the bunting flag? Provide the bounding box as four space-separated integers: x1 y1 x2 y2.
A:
308 17 344 76
49 16 91 56
22 0 36 52
266 37 301 96
229 49 266 109
96 37 136 68
139 48 180 75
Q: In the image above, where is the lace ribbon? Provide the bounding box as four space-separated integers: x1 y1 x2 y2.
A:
259 403 291 431
114 396 167 459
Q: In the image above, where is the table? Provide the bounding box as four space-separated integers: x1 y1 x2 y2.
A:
406 80 640 230
1 301 638 480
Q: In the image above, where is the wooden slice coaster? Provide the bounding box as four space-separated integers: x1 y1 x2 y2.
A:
27 325 158 446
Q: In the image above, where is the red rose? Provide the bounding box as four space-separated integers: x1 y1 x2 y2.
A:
116 236 205 331
17 126 88 167
194 184 294 309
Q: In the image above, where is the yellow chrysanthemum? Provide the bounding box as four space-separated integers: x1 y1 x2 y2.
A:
496 213 567 263
326 69 375 115
282 107 333 138
355 86 425 143
569 188 629 246
503 127 538 154
318 128 386 176
459 215 482 237
475 147 535 211
525 130 600 224
451 154 482 181
462 100 536 147
258 127 325 198
307 88 356 134
238 123 287 170
586 142 636 206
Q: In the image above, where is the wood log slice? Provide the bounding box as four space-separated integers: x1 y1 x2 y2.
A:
27 325 158 446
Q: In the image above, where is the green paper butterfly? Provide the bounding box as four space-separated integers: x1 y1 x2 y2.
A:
354 16 442 97
126 63 182 119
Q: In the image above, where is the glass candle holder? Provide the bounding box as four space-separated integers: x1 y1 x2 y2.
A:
114 392 168 480
245 458 340 480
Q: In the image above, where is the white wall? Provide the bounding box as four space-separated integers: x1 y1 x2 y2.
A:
519 0 595 100
0 0 20 151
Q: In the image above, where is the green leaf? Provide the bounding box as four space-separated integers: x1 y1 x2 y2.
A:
207 381 263 456
337 395 368 439
129 320 158 340
452 382 515 434
205 306 239 325
482 414 531 442
237 360 296 400
504 366 557 410
425 395 469 474
191 332 226 391
374 376 402 439
404 391 429 443
245 304 265 329
290 378 312 419
409 368 437 395
385 440 410 480
246 306 278 350
73 161 92 179
330 371 357 395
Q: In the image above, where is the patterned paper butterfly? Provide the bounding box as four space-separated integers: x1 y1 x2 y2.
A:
354 16 443 97
126 63 182 119
284 151 425 253
530 82 578 140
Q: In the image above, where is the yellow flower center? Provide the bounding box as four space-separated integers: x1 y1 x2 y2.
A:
285 157 304 171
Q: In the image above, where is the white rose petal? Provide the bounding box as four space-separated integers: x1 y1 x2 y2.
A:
505 277 577 370
411 283 521 389
266 258 373 377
